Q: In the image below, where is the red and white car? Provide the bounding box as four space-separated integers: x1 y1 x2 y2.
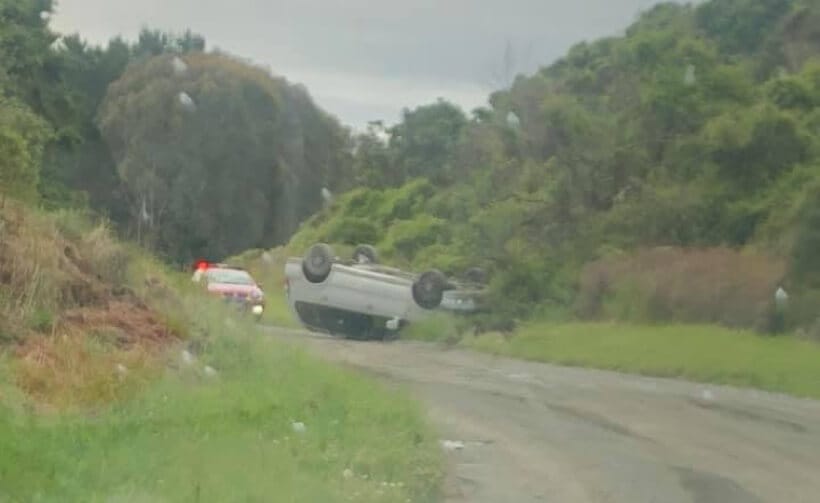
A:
192 262 266 320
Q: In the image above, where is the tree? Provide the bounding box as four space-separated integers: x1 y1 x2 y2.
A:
97 53 350 261
388 99 467 185
0 98 50 203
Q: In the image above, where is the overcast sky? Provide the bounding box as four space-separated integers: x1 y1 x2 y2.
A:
52 0 663 130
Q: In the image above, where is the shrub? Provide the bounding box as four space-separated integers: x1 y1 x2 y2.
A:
576 247 786 330
325 216 381 245
382 216 447 260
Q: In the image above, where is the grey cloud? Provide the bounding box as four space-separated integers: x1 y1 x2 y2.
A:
52 0 663 128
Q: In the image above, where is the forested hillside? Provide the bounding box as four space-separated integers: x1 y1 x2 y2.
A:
291 0 820 331
0 0 352 262
4 0 819 332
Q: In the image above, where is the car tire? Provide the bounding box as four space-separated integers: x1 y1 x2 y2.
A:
412 269 447 310
352 244 379 264
302 243 335 283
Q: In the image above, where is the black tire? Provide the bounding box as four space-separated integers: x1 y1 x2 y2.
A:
464 267 489 285
412 269 448 310
302 243 335 283
352 244 379 264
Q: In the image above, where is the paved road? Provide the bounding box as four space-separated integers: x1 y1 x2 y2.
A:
270 328 820 503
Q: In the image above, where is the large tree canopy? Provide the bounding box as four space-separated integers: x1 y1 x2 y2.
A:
97 53 351 261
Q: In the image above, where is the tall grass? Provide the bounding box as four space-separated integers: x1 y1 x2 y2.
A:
576 247 786 330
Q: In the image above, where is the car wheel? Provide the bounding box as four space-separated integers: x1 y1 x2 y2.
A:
412 269 447 310
352 244 379 264
302 243 335 283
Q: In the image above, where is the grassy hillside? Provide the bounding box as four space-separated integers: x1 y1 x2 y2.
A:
0 202 442 502
289 0 820 333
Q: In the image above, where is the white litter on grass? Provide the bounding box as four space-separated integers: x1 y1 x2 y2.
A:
178 92 196 111
342 468 354 479
115 363 128 376
291 421 307 433
203 366 217 377
181 350 195 365
440 440 465 451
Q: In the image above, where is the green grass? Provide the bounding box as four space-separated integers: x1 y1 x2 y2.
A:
1 237 442 502
0 315 442 502
402 313 466 343
263 287 302 329
459 322 820 399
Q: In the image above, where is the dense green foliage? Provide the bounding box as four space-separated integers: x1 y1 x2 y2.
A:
0 0 352 262
2 0 819 330
97 53 350 261
291 0 820 329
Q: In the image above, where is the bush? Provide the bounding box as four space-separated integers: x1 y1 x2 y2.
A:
381 216 447 260
576 247 786 330
325 217 381 245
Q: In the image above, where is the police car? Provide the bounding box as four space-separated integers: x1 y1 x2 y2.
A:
192 261 266 320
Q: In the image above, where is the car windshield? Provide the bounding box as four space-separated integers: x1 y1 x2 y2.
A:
206 269 255 286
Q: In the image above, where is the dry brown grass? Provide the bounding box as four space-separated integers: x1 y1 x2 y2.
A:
1 201 180 407
577 247 786 330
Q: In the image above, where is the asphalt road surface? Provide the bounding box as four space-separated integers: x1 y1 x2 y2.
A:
269 328 820 503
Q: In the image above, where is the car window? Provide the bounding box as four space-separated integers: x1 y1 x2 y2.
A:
205 269 255 285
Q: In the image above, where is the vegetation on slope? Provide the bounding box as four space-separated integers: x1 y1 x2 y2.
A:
0 203 442 502
290 0 820 332
1 6 443 491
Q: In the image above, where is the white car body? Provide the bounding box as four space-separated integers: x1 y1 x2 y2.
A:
284 257 481 336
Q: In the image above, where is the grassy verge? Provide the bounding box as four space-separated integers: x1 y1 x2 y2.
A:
0 300 442 503
0 207 443 502
460 322 820 399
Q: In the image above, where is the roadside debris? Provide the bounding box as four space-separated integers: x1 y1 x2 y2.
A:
180 349 195 365
440 440 465 451
291 421 307 433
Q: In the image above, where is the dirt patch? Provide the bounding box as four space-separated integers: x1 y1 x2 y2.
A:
0 203 181 407
13 301 178 408
58 301 177 348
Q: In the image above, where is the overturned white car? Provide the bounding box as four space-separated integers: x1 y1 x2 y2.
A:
284 243 486 339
